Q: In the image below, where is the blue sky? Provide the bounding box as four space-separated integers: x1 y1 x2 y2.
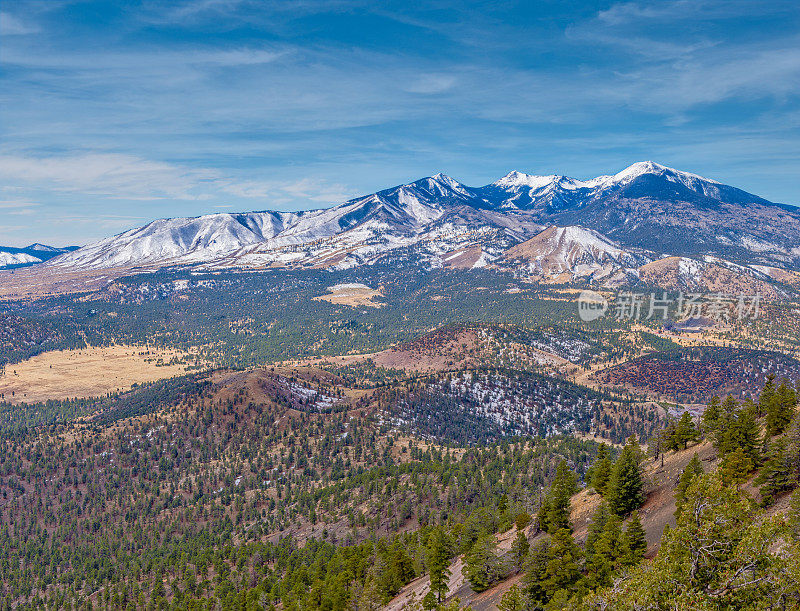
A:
1 0 799 246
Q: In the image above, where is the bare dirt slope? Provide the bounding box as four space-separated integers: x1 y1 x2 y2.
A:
385 440 720 610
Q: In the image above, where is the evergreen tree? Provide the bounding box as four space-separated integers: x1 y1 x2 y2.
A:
586 513 622 590
701 396 721 434
621 512 647 566
786 413 800 486
585 501 610 561
714 396 740 456
755 437 793 505
425 527 451 603
662 419 679 452
543 528 583 601
758 373 776 419
721 446 754 486
536 497 550 534
590 444 612 495
732 401 762 466
497 585 524 611
545 460 578 533
766 381 797 437
607 436 646 516
674 453 704 518
509 531 529 574
521 538 550 607
675 410 699 450
464 534 502 593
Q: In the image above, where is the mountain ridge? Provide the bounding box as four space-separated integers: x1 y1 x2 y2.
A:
18 162 800 277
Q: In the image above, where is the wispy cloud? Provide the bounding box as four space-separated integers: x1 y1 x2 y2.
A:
0 153 356 209
1 0 798 246
0 154 218 200
222 177 354 205
0 11 39 35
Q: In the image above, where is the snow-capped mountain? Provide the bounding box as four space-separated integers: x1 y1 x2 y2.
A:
479 161 774 213
500 226 651 281
37 162 800 275
0 244 78 269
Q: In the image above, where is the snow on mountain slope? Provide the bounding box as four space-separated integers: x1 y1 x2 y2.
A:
0 252 42 268
500 225 650 280
639 256 786 299
38 162 800 274
50 211 308 269
0 244 78 269
48 174 503 271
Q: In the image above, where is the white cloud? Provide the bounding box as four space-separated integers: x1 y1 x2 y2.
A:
221 177 354 206
404 74 459 95
0 11 39 35
0 153 356 208
0 153 219 200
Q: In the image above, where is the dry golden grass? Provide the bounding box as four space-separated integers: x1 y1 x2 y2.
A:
312 283 384 307
0 345 199 403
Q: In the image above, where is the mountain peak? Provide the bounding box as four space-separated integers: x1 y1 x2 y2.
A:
429 172 463 189
610 161 720 186
494 170 559 190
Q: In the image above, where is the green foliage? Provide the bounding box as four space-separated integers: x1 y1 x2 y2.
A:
606 436 646 516
510 530 530 573
590 472 798 610
675 410 699 449
755 436 794 505
674 453 704 518
542 528 583 601
464 534 503 593
514 511 532 531
541 459 579 534
710 395 761 472
498 585 525 611
621 512 647 566
425 527 451 603
766 380 798 437
701 395 720 432
589 443 612 495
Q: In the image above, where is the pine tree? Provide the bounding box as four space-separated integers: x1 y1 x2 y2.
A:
607 436 646 516
425 527 451 603
585 501 610 561
621 512 647 566
675 453 704 519
731 402 761 466
543 528 583 600
497 585 525 611
464 534 502 593
536 497 549 534
714 396 740 456
721 446 754 486
587 513 622 589
590 444 612 495
758 374 776 419
521 538 550 607
545 460 578 533
701 396 721 434
675 410 699 450
662 419 680 452
786 413 800 486
755 437 793 505
767 381 797 437
509 530 529 574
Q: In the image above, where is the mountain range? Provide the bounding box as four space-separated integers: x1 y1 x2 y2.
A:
14 162 800 290
0 244 78 270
